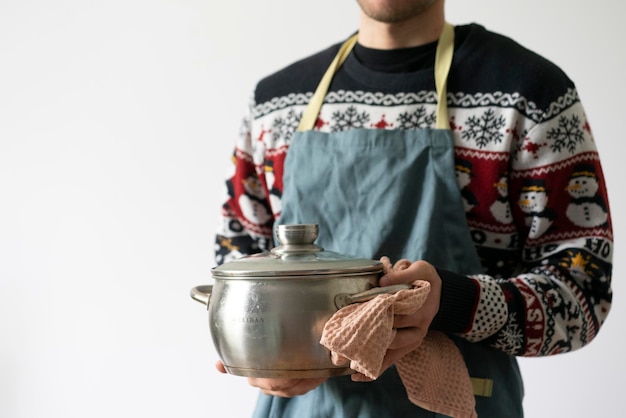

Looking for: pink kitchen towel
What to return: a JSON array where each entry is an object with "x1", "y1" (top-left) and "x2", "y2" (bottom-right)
[{"x1": 320, "y1": 259, "x2": 477, "y2": 418}]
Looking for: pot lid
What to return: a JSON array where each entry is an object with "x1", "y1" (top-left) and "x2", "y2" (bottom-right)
[{"x1": 212, "y1": 224, "x2": 382, "y2": 278}]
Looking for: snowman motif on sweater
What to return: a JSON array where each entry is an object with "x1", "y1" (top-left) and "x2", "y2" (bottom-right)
[
  {"x1": 490, "y1": 171, "x2": 513, "y2": 224},
  {"x1": 518, "y1": 178, "x2": 556, "y2": 238},
  {"x1": 565, "y1": 164, "x2": 608, "y2": 228},
  {"x1": 238, "y1": 175, "x2": 273, "y2": 225},
  {"x1": 264, "y1": 159, "x2": 282, "y2": 216},
  {"x1": 455, "y1": 158, "x2": 478, "y2": 216}
]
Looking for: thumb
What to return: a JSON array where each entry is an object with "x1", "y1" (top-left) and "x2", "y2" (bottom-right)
[
  {"x1": 215, "y1": 360, "x2": 227, "y2": 374},
  {"x1": 379, "y1": 269, "x2": 410, "y2": 286}
]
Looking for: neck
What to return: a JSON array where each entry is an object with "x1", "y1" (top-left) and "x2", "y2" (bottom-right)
[{"x1": 357, "y1": 1, "x2": 445, "y2": 49}]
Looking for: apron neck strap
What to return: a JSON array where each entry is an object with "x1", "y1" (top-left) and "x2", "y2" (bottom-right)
[
  {"x1": 434, "y1": 22, "x2": 454, "y2": 129},
  {"x1": 297, "y1": 22, "x2": 455, "y2": 132}
]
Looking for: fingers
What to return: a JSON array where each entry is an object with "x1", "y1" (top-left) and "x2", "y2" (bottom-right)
[
  {"x1": 351, "y1": 372, "x2": 374, "y2": 382},
  {"x1": 379, "y1": 260, "x2": 441, "y2": 298},
  {"x1": 392, "y1": 313, "x2": 421, "y2": 329},
  {"x1": 380, "y1": 256, "x2": 393, "y2": 274},
  {"x1": 393, "y1": 258, "x2": 411, "y2": 271},
  {"x1": 248, "y1": 377, "x2": 327, "y2": 397},
  {"x1": 215, "y1": 360, "x2": 227, "y2": 374},
  {"x1": 215, "y1": 359, "x2": 326, "y2": 397},
  {"x1": 379, "y1": 257, "x2": 412, "y2": 276},
  {"x1": 248, "y1": 377, "x2": 299, "y2": 392},
  {"x1": 388, "y1": 327, "x2": 425, "y2": 350},
  {"x1": 381, "y1": 329, "x2": 426, "y2": 371}
]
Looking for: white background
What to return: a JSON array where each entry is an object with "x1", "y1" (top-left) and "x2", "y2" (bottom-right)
[{"x1": 1, "y1": 0, "x2": 623, "y2": 417}]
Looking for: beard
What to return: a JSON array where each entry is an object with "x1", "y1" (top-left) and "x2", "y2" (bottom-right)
[{"x1": 356, "y1": 0, "x2": 438, "y2": 23}]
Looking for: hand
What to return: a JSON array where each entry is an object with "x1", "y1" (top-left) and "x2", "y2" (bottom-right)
[
  {"x1": 353, "y1": 260, "x2": 442, "y2": 381},
  {"x1": 215, "y1": 360, "x2": 327, "y2": 397}
]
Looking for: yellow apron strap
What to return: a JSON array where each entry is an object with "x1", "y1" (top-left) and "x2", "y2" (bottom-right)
[
  {"x1": 470, "y1": 377, "x2": 494, "y2": 397},
  {"x1": 434, "y1": 22, "x2": 454, "y2": 129},
  {"x1": 298, "y1": 23, "x2": 455, "y2": 132},
  {"x1": 297, "y1": 34, "x2": 358, "y2": 132}
]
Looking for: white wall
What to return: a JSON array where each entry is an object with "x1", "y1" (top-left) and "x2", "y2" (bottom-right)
[{"x1": 0, "y1": 1, "x2": 623, "y2": 417}]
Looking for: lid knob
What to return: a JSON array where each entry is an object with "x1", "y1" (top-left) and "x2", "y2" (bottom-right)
[
  {"x1": 276, "y1": 224, "x2": 318, "y2": 245},
  {"x1": 272, "y1": 224, "x2": 323, "y2": 256}
]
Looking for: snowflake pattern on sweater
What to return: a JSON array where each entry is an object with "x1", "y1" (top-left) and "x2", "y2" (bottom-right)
[{"x1": 214, "y1": 24, "x2": 612, "y2": 357}]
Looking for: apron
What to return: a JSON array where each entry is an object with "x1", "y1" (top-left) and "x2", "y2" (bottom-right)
[{"x1": 253, "y1": 24, "x2": 524, "y2": 418}]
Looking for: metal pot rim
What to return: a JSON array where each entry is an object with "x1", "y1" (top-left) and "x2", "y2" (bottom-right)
[
  {"x1": 212, "y1": 224, "x2": 382, "y2": 278},
  {"x1": 212, "y1": 251, "x2": 382, "y2": 278}
]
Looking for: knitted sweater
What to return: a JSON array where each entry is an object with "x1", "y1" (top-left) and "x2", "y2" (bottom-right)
[{"x1": 214, "y1": 24, "x2": 613, "y2": 357}]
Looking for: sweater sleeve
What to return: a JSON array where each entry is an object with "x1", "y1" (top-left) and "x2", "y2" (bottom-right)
[
  {"x1": 433, "y1": 97, "x2": 613, "y2": 357},
  {"x1": 214, "y1": 91, "x2": 275, "y2": 265}
]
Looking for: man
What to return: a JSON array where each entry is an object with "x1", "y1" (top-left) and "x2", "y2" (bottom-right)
[{"x1": 213, "y1": 0, "x2": 613, "y2": 416}]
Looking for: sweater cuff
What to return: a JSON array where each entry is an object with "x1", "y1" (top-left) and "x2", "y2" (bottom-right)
[{"x1": 429, "y1": 268, "x2": 479, "y2": 333}]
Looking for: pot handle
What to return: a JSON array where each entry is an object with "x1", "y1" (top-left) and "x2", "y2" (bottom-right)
[
  {"x1": 190, "y1": 285, "x2": 213, "y2": 308},
  {"x1": 334, "y1": 284, "x2": 411, "y2": 309}
]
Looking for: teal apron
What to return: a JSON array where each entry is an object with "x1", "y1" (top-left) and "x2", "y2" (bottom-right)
[{"x1": 253, "y1": 24, "x2": 524, "y2": 418}]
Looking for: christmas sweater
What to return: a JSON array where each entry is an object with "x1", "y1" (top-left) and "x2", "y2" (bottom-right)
[{"x1": 215, "y1": 24, "x2": 613, "y2": 357}]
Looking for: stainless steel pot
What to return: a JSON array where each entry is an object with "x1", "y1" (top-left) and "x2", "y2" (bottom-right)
[{"x1": 191, "y1": 224, "x2": 405, "y2": 378}]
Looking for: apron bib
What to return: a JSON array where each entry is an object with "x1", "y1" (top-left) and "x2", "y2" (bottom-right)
[{"x1": 254, "y1": 24, "x2": 523, "y2": 418}]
